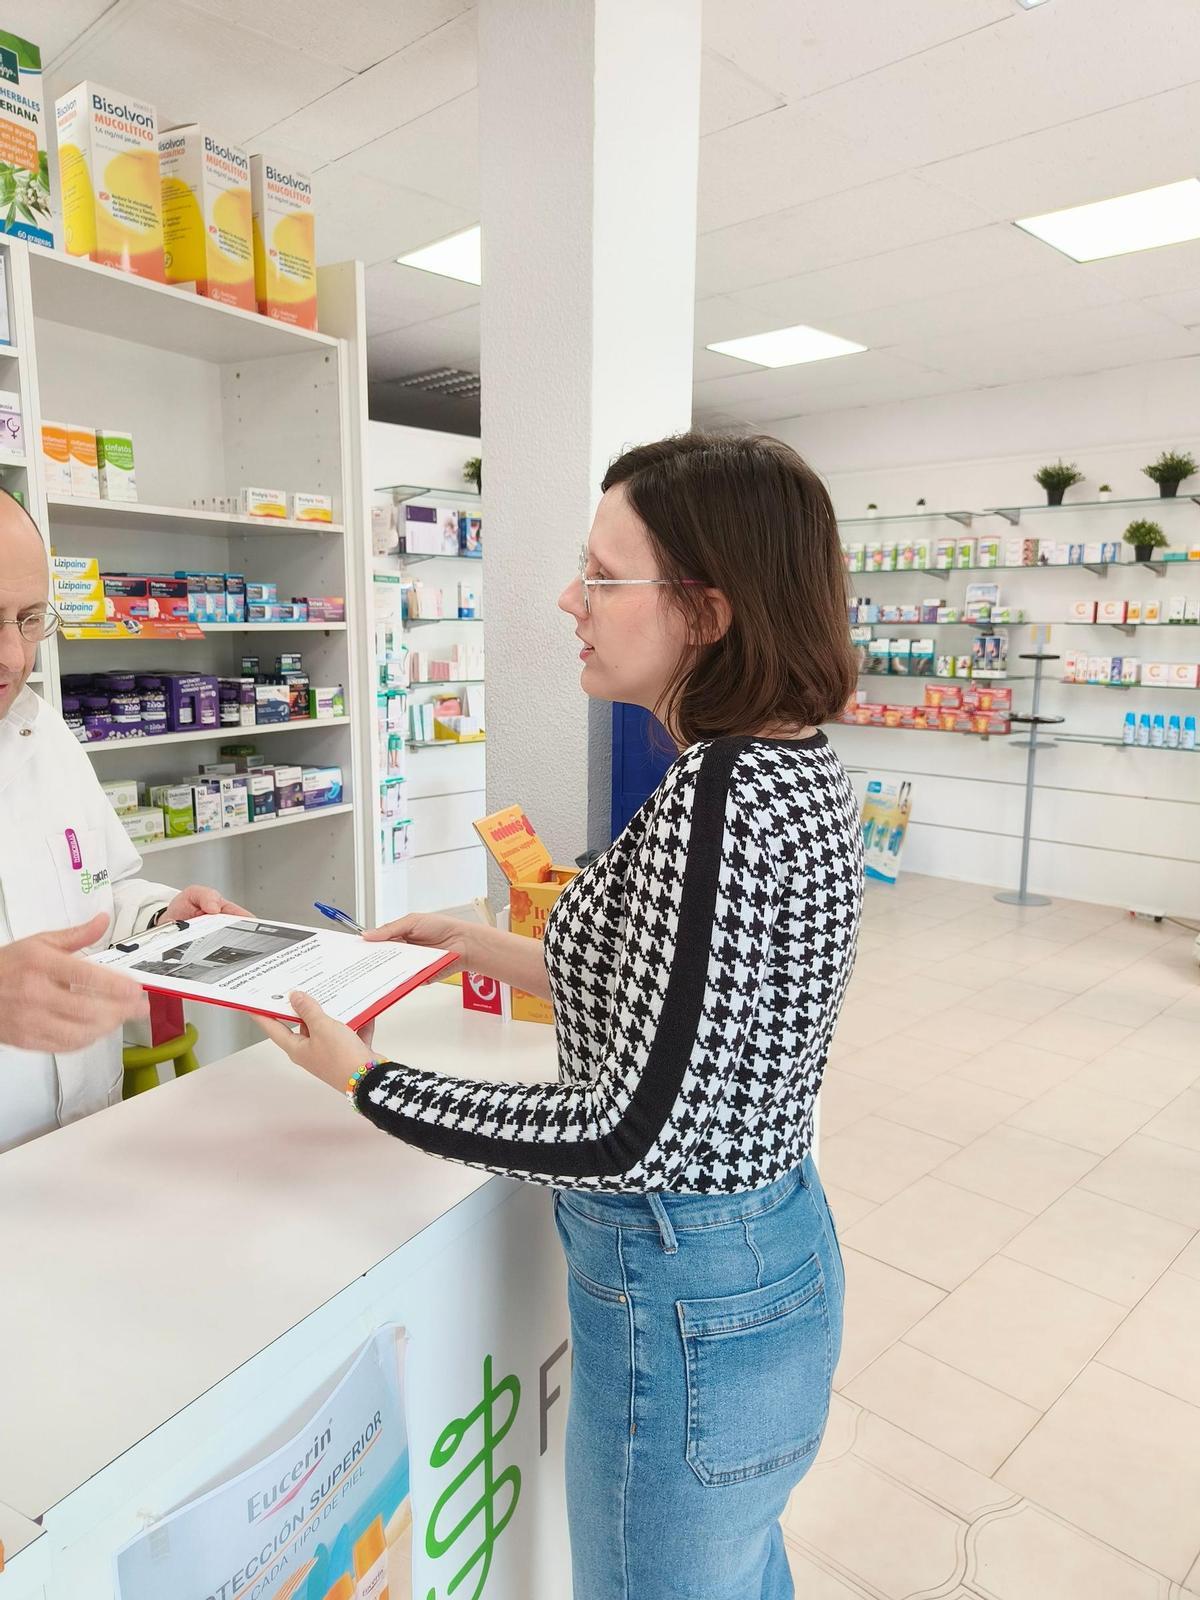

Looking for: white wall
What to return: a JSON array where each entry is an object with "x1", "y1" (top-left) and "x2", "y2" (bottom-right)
[
  {"x1": 769, "y1": 355, "x2": 1200, "y2": 916},
  {"x1": 368, "y1": 421, "x2": 488, "y2": 917}
]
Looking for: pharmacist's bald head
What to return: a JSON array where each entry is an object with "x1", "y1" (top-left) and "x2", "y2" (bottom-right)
[{"x1": 0, "y1": 491, "x2": 49, "y2": 720}]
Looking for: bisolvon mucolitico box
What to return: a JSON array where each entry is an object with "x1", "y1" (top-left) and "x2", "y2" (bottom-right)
[
  {"x1": 159, "y1": 125, "x2": 253, "y2": 310},
  {"x1": 55, "y1": 81, "x2": 165, "y2": 281},
  {"x1": 249, "y1": 154, "x2": 317, "y2": 330},
  {"x1": 0, "y1": 30, "x2": 51, "y2": 245}
]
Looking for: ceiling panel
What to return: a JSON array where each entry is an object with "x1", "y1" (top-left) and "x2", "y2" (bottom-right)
[
  {"x1": 1074, "y1": 237, "x2": 1200, "y2": 302},
  {"x1": 696, "y1": 174, "x2": 996, "y2": 297},
  {"x1": 808, "y1": 0, "x2": 1200, "y2": 170},
  {"x1": 919, "y1": 81, "x2": 1200, "y2": 226},
  {"x1": 699, "y1": 49, "x2": 785, "y2": 136},
  {"x1": 313, "y1": 170, "x2": 475, "y2": 267},
  {"x1": 698, "y1": 101, "x2": 907, "y2": 233},
  {"x1": 1142, "y1": 287, "x2": 1200, "y2": 331},
  {"x1": 723, "y1": 223, "x2": 1061, "y2": 327},
  {"x1": 367, "y1": 304, "x2": 481, "y2": 374},
  {"x1": 699, "y1": 0, "x2": 1014, "y2": 103},
  {"x1": 339, "y1": 91, "x2": 479, "y2": 212},
  {"x1": 44, "y1": 1, "x2": 352, "y2": 144},
  {"x1": 889, "y1": 317, "x2": 1200, "y2": 390},
  {"x1": 250, "y1": 11, "x2": 476, "y2": 164},
  {"x1": 825, "y1": 265, "x2": 1124, "y2": 351},
  {"x1": 364, "y1": 261, "x2": 480, "y2": 338},
  {"x1": 4, "y1": 0, "x2": 114, "y2": 63},
  {"x1": 185, "y1": 0, "x2": 475, "y2": 75}
]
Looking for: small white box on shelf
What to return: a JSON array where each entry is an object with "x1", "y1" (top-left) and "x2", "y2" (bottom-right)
[
  {"x1": 96, "y1": 429, "x2": 137, "y2": 501},
  {"x1": 1142, "y1": 662, "x2": 1170, "y2": 686},
  {"x1": 1169, "y1": 662, "x2": 1200, "y2": 689},
  {"x1": 1084, "y1": 543, "x2": 1103, "y2": 564},
  {"x1": 101, "y1": 778, "x2": 140, "y2": 815},
  {"x1": 41, "y1": 422, "x2": 73, "y2": 494},
  {"x1": 1166, "y1": 595, "x2": 1188, "y2": 624},
  {"x1": 239, "y1": 487, "x2": 287, "y2": 519},
  {"x1": 121, "y1": 807, "x2": 165, "y2": 844},
  {"x1": 1098, "y1": 600, "x2": 1128, "y2": 625},
  {"x1": 1068, "y1": 600, "x2": 1098, "y2": 623},
  {"x1": 0, "y1": 389, "x2": 22, "y2": 453},
  {"x1": 67, "y1": 424, "x2": 99, "y2": 496},
  {"x1": 291, "y1": 492, "x2": 333, "y2": 523}
]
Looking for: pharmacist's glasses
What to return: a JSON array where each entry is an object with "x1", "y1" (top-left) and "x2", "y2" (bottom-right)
[
  {"x1": 0, "y1": 606, "x2": 62, "y2": 643},
  {"x1": 577, "y1": 544, "x2": 701, "y2": 616}
]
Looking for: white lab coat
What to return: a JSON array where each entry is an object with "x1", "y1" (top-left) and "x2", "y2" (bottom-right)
[{"x1": 0, "y1": 687, "x2": 176, "y2": 1147}]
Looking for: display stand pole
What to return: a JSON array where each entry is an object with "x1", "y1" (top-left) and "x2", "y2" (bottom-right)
[{"x1": 996, "y1": 652, "x2": 1063, "y2": 908}]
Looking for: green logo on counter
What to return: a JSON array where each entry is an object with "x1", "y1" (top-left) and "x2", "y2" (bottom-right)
[{"x1": 424, "y1": 1355, "x2": 521, "y2": 1600}]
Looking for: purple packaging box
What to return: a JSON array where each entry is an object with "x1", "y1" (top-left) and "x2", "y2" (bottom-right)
[{"x1": 163, "y1": 672, "x2": 220, "y2": 732}]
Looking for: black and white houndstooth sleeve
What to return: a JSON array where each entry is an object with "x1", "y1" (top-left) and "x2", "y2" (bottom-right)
[{"x1": 353, "y1": 734, "x2": 862, "y2": 1194}]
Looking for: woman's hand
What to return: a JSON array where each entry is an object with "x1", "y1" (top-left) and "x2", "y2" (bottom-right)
[
  {"x1": 258, "y1": 991, "x2": 374, "y2": 1094},
  {"x1": 363, "y1": 913, "x2": 478, "y2": 977}
]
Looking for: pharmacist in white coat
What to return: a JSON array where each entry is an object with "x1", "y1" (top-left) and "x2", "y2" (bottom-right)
[{"x1": 0, "y1": 493, "x2": 244, "y2": 1152}]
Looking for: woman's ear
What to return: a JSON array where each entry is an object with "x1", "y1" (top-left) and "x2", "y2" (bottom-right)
[{"x1": 699, "y1": 588, "x2": 733, "y2": 646}]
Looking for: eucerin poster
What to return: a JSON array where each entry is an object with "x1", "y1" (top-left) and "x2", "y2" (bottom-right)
[{"x1": 114, "y1": 1328, "x2": 412, "y2": 1600}]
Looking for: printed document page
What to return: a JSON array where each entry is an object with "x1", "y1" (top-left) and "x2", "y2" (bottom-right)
[{"x1": 88, "y1": 915, "x2": 456, "y2": 1028}]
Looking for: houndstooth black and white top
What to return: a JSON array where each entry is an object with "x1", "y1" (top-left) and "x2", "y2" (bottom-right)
[{"x1": 354, "y1": 734, "x2": 863, "y2": 1194}]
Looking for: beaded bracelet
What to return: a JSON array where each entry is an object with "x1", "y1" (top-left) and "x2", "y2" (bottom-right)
[{"x1": 346, "y1": 1059, "x2": 381, "y2": 1108}]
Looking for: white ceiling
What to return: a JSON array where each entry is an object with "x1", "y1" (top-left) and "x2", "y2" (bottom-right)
[{"x1": 18, "y1": 0, "x2": 1200, "y2": 434}]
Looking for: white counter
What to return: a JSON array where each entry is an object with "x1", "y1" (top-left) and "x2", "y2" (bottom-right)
[{"x1": 0, "y1": 987, "x2": 568, "y2": 1596}]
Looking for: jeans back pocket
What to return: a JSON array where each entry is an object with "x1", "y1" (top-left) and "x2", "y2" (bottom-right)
[{"x1": 677, "y1": 1252, "x2": 833, "y2": 1487}]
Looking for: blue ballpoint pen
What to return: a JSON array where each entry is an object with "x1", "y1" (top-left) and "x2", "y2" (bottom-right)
[{"x1": 313, "y1": 901, "x2": 366, "y2": 934}]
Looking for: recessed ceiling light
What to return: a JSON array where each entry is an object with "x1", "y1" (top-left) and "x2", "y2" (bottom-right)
[
  {"x1": 1014, "y1": 0, "x2": 1051, "y2": 9},
  {"x1": 706, "y1": 324, "x2": 867, "y2": 369},
  {"x1": 1015, "y1": 179, "x2": 1200, "y2": 262},
  {"x1": 395, "y1": 225, "x2": 481, "y2": 285}
]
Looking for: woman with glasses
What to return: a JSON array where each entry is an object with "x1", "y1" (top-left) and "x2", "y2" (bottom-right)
[
  {"x1": 0, "y1": 491, "x2": 243, "y2": 1150},
  {"x1": 262, "y1": 432, "x2": 863, "y2": 1600}
]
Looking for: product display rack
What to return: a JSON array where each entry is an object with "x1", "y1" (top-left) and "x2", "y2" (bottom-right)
[
  {"x1": 997, "y1": 653, "x2": 1064, "y2": 908},
  {"x1": 1, "y1": 238, "x2": 375, "y2": 1061}
]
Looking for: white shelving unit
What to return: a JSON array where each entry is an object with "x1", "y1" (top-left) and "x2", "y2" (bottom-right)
[
  {"x1": 368, "y1": 473, "x2": 486, "y2": 921},
  {"x1": 3, "y1": 238, "x2": 375, "y2": 1062}
]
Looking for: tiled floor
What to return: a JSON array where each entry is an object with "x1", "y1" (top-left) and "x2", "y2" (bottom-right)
[{"x1": 786, "y1": 872, "x2": 1200, "y2": 1599}]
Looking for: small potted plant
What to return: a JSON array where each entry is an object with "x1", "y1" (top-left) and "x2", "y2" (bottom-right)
[
  {"x1": 1124, "y1": 519, "x2": 1169, "y2": 562},
  {"x1": 1098, "y1": 483, "x2": 1112, "y2": 501},
  {"x1": 1034, "y1": 460, "x2": 1083, "y2": 506},
  {"x1": 463, "y1": 455, "x2": 482, "y2": 492},
  {"x1": 866, "y1": 503, "x2": 878, "y2": 517},
  {"x1": 1142, "y1": 449, "x2": 1195, "y2": 498}
]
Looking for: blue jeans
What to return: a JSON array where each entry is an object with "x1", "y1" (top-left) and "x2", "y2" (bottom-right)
[{"x1": 553, "y1": 1157, "x2": 845, "y2": 1600}]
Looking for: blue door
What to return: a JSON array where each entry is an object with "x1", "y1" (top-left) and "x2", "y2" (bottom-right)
[{"x1": 610, "y1": 703, "x2": 675, "y2": 839}]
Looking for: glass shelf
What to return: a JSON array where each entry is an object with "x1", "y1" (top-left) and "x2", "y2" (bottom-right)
[
  {"x1": 401, "y1": 551, "x2": 484, "y2": 565},
  {"x1": 851, "y1": 618, "x2": 1197, "y2": 630},
  {"x1": 838, "y1": 510, "x2": 974, "y2": 528},
  {"x1": 379, "y1": 483, "x2": 481, "y2": 504},
  {"x1": 409, "y1": 677, "x2": 485, "y2": 686},
  {"x1": 982, "y1": 495, "x2": 1200, "y2": 523},
  {"x1": 857, "y1": 671, "x2": 1032, "y2": 683},
  {"x1": 408, "y1": 739, "x2": 486, "y2": 750},
  {"x1": 1055, "y1": 733, "x2": 1197, "y2": 754},
  {"x1": 834, "y1": 721, "x2": 999, "y2": 741},
  {"x1": 405, "y1": 616, "x2": 484, "y2": 627},
  {"x1": 848, "y1": 561, "x2": 1122, "y2": 578},
  {"x1": 1060, "y1": 680, "x2": 1200, "y2": 692}
]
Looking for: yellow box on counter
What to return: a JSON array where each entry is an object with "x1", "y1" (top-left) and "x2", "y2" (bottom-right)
[{"x1": 474, "y1": 805, "x2": 579, "y2": 1025}]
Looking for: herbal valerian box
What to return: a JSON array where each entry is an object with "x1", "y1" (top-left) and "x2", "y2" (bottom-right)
[
  {"x1": 249, "y1": 154, "x2": 317, "y2": 329},
  {"x1": 159, "y1": 125, "x2": 253, "y2": 310},
  {"x1": 55, "y1": 81, "x2": 165, "y2": 281},
  {"x1": 0, "y1": 29, "x2": 51, "y2": 245}
]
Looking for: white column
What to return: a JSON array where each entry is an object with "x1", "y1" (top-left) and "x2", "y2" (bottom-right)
[{"x1": 479, "y1": 0, "x2": 701, "y2": 876}]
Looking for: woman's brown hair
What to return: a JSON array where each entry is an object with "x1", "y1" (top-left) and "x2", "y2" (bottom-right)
[{"x1": 601, "y1": 431, "x2": 857, "y2": 747}]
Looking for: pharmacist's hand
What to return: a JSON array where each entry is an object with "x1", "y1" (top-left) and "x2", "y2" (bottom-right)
[
  {"x1": 159, "y1": 885, "x2": 252, "y2": 924},
  {"x1": 0, "y1": 915, "x2": 149, "y2": 1053},
  {"x1": 363, "y1": 913, "x2": 474, "y2": 977},
  {"x1": 257, "y1": 991, "x2": 374, "y2": 1093}
]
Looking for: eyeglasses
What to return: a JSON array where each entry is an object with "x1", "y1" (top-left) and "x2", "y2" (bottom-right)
[
  {"x1": 577, "y1": 543, "x2": 701, "y2": 616},
  {"x1": 0, "y1": 606, "x2": 62, "y2": 643}
]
